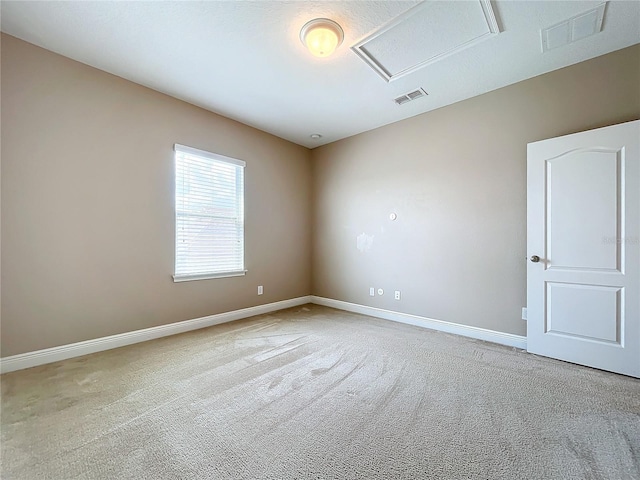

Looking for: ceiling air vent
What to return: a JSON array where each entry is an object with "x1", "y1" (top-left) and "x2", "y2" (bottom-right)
[
  {"x1": 541, "y1": 3, "x2": 606, "y2": 52},
  {"x1": 394, "y1": 88, "x2": 427, "y2": 106}
]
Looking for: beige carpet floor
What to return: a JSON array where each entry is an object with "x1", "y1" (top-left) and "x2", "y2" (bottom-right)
[{"x1": 1, "y1": 304, "x2": 639, "y2": 479}]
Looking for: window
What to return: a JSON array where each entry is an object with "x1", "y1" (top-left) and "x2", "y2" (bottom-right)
[{"x1": 173, "y1": 144, "x2": 245, "y2": 282}]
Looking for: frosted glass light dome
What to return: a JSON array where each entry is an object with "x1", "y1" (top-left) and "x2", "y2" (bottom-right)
[{"x1": 300, "y1": 18, "x2": 344, "y2": 58}]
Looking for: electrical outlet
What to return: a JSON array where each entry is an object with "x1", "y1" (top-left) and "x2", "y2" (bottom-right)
[
  {"x1": 369, "y1": 287, "x2": 375, "y2": 296},
  {"x1": 258, "y1": 285, "x2": 263, "y2": 295},
  {"x1": 521, "y1": 307, "x2": 527, "y2": 320},
  {"x1": 394, "y1": 290, "x2": 401, "y2": 300}
]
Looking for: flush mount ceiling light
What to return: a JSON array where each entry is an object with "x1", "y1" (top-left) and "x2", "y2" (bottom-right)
[{"x1": 300, "y1": 18, "x2": 344, "y2": 58}]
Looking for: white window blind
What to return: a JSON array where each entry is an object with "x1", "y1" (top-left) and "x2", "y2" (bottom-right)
[{"x1": 174, "y1": 144, "x2": 245, "y2": 282}]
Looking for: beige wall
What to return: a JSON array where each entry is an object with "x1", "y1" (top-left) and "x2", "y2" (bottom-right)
[
  {"x1": 1, "y1": 34, "x2": 312, "y2": 357},
  {"x1": 2, "y1": 34, "x2": 639, "y2": 358},
  {"x1": 311, "y1": 45, "x2": 640, "y2": 337}
]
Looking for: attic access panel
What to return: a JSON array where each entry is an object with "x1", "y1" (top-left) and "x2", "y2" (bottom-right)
[{"x1": 352, "y1": 0, "x2": 500, "y2": 82}]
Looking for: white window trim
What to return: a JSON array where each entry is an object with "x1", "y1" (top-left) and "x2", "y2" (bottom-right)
[
  {"x1": 173, "y1": 144, "x2": 246, "y2": 282},
  {"x1": 174, "y1": 144, "x2": 246, "y2": 168},
  {"x1": 173, "y1": 270, "x2": 247, "y2": 283}
]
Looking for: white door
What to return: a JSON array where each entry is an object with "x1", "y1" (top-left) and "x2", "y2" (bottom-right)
[{"x1": 527, "y1": 120, "x2": 639, "y2": 378}]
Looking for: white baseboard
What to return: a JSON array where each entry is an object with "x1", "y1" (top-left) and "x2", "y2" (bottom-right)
[
  {"x1": 0, "y1": 296, "x2": 312, "y2": 374},
  {"x1": 1, "y1": 294, "x2": 526, "y2": 374},
  {"x1": 310, "y1": 296, "x2": 527, "y2": 350}
]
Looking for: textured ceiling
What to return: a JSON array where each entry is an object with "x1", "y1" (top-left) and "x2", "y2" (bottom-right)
[{"x1": 1, "y1": 1, "x2": 639, "y2": 148}]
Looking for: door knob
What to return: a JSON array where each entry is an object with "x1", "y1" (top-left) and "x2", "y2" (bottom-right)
[{"x1": 530, "y1": 255, "x2": 540, "y2": 263}]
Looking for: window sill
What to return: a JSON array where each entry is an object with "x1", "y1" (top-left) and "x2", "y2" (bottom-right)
[{"x1": 173, "y1": 270, "x2": 247, "y2": 282}]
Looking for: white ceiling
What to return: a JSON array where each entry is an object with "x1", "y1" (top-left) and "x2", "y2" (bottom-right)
[{"x1": 1, "y1": 1, "x2": 639, "y2": 148}]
